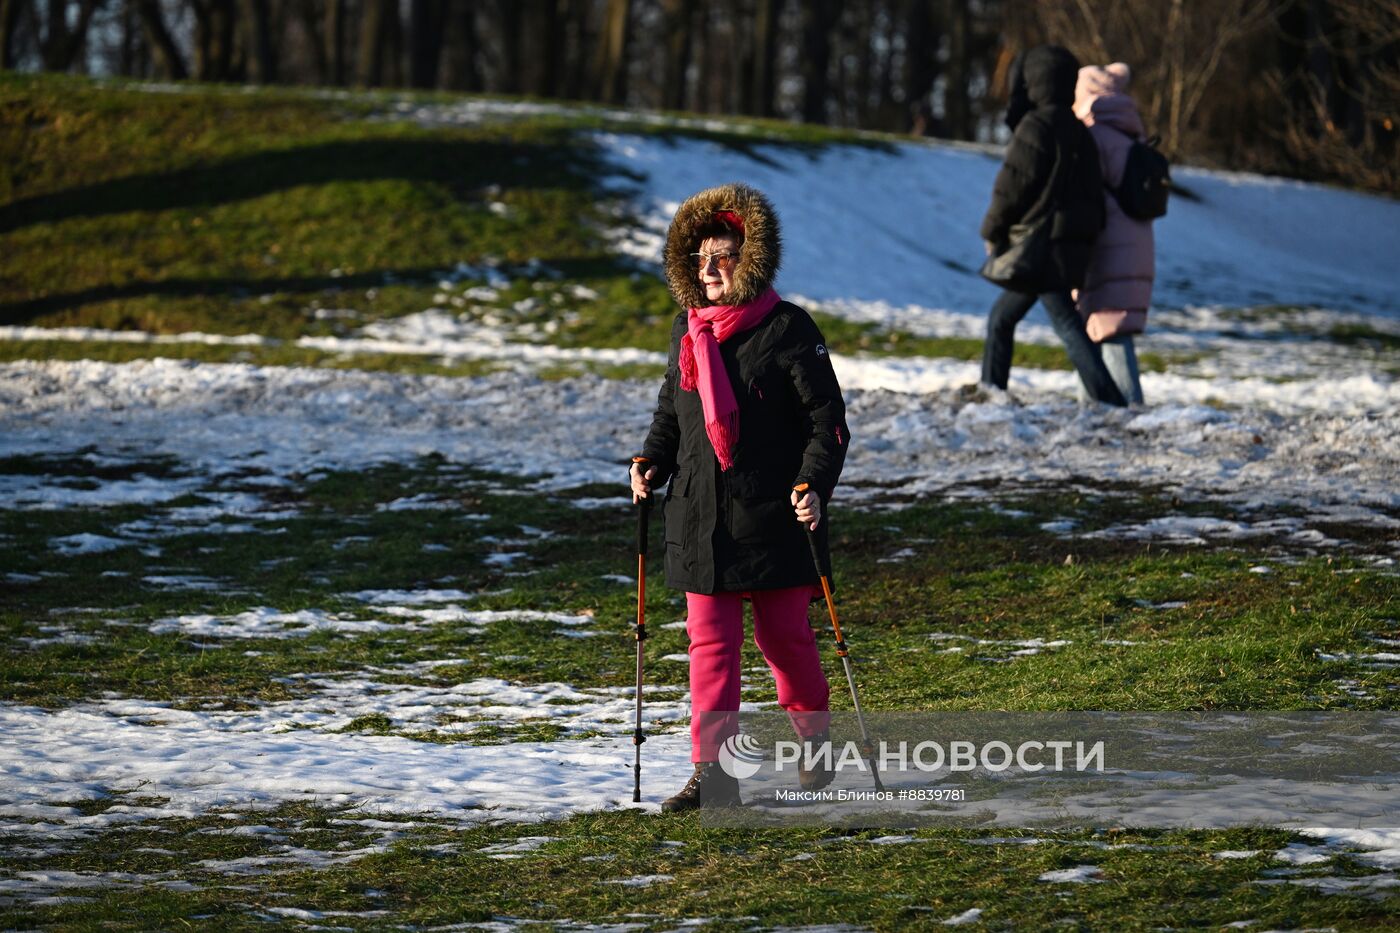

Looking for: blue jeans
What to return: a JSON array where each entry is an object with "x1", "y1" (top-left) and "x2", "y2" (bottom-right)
[
  {"x1": 981, "y1": 288, "x2": 1128, "y2": 407},
  {"x1": 1077, "y1": 335, "x2": 1145, "y2": 405},
  {"x1": 1101, "y1": 335, "x2": 1143, "y2": 404}
]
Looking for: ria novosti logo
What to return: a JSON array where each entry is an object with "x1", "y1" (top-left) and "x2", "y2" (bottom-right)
[
  {"x1": 717, "y1": 734, "x2": 766, "y2": 779},
  {"x1": 718, "y1": 732, "x2": 1107, "y2": 780}
]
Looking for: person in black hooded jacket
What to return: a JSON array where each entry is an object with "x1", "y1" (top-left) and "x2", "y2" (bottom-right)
[
  {"x1": 630, "y1": 183, "x2": 849, "y2": 812},
  {"x1": 979, "y1": 45, "x2": 1128, "y2": 407}
]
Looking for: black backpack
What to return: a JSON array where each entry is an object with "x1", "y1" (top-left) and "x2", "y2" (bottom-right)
[{"x1": 1114, "y1": 135, "x2": 1170, "y2": 220}]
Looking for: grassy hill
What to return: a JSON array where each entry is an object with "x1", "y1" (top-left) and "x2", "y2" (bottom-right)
[{"x1": 0, "y1": 73, "x2": 1131, "y2": 376}]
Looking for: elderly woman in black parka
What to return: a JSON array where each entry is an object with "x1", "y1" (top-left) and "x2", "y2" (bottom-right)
[
  {"x1": 979, "y1": 45, "x2": 1127, "y2": 406},
  {"x1": 630, "y1": 183, "x2": 850, "y2": 811}
]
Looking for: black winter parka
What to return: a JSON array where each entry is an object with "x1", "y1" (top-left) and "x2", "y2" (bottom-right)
[
  {"x1": 638, "y1": 183, "x2": 850, "y2": 595},
  {"x1": 980, "y1": 45, "x2": 1106, "y2": 291},
  {"x1": 641, "y1": 303, "x2": 847, "y2": 593}
]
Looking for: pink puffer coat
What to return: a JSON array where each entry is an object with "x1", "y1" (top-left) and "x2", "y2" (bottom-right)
[{"x1": 1074, "y1": 64, "x2": 1154, "y2": 341}]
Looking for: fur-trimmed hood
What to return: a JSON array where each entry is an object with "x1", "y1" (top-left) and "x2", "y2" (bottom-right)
[{"x1": 663, "y1": 183, "x2": 782, "y2": 308}]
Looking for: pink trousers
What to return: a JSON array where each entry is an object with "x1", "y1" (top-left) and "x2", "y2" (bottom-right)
[{"x1": 686, "y1": 586, "x2": 830, "y2": 762}]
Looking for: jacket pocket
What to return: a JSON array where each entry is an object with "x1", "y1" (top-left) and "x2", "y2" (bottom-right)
[
  {"x1": 663, "y1": 470, "x2": 690, "y2": 546},
  {"x1": 728, "y1": 497, "x2": 789, "y2": 544},
  {"x1": 726, "y1": 471, "x2": 791, "y2": 544}
]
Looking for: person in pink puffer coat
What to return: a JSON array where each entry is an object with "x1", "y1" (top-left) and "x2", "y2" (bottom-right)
[{"x1": 1075, "y1": 63, "x2": 1155, "y2": 404}]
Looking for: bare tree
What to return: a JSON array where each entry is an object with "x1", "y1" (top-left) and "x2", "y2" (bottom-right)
[
  {"x1": 132, "y1": 0, "x2": 186, "y2": 77},
  {"x1": 322, "y1": 0, "x2": 343, "y2": 82},
  {"x1": 594, "y1": 0, "x2": 631, "y2": 104},
  {"x1": 190, "y1": 0, "x2": 237, "y2": 80},
  {"x1": 242, "y1": 0, "x2": 278, "y2": 82},
  {"x1": 1, "y1": 0, "x2": 25, "y2": 68},
  {"x1": 1030, "y1": 0, "x2": 1280, "y2": 156},
  {"x1": 903, "y1": 0, "x2": 938, "y2": 131},
  {"x1": 31, "y1": 0, "x2": 105, "y2": 71},
  {"x1": 488, "y1": 0, "x2": 520, "y2": 92},
  {"x1": 357, "y1": 0, "x2": 393, "y2": 84},
  {"x1": 750, "y1": 0, "x2": 781, "y2": 116},
  {"x1": 442, "y1": 0, "x2": 481, "y2": 90},
  {"x1": 1270, "y1": 0, "x2": 1400, "y2": 193},
  {"x1": 291, "y1": 0, "x2": 328, "y2": 82},
  {"x1": 660, "y1": 0, "x2": 695, "y2": 110},
  {"x1": 727, "y1": 0, "x2": 756, "y2": 113},
  {"x1": 409, "y1": 0, "x2": 450, "y2": 88},
  {"x1": 800, "y1": 0, "x2": 840, "y2": 122}
]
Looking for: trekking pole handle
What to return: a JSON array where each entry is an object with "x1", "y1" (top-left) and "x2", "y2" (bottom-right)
[
  {"x1": 633, "y1": 457, "x2": 651, "y2": 555},
  {"x1": 792, "y1": 482, "x2": 826, "y2": 573}
]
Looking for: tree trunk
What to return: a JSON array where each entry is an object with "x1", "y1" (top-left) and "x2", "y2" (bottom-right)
[
  {"x1": 410, "y1": 0, "x2": 450, "y2": 88},
  {"x1": 490, "y1": 0, "x2": 520, "y2": 92},
  {"x1": 750, "y1": 0, "x2": 780, "y2": 116},
  {"x1": 728, "y1": 0, "x2": 754, "y2": 114},
  {"x1": 192, "y1": 0, "x2": 212, "y2": 78},
  {"x1": 390, "y1": 1, "x2": 405, "y2": 84},
  {"x1": 135, "y1": 0, "x2": 188, "y2": 78},
  {"x1": 0, "y1": 0, "x2": 25, "y2": 69},
  {"x1": 874, "y1": 0, "x2": 897, "y2": 129},
  {"x1": 660, "y1": 0, "x2": 694, "y2": 110},
  {"x1": 41, "y1": 0, "x2": 104, "y2": 72},
  {"x1": 849, "y1": 0, "x2": 873, "y2": 126},
  {"x1": 943, "y1": 0, "x2": 970, "y2": 138},
  {"x1": 443, "y1": 0, "x2": 480, "y2": 90},
  {"x1": 903, "y1": 0, "x2": 937, "y2": 131},
  {"x1": 243, "y1": 0, "x2": 277, "y2": 82},
  {"x1": 190, "y1": 0, "x2": 236, "y2": 81},
  {"x1": 698, "y1": 3, "x2": 724, "y2": 112},
  {"x1": 296, "y1": 0, "x2": 328, "y2": 83},
  {"x1": 562, "y1": 0, "x2": 590, "y2": 99},
  {"x1": 531, "y1": 0, "x2": 562, "y2": 97},
  {"x1": 800, "y1": 0, "x2": 839, "y2": 123},
  {"x1": 213, "y1": 0, "x2": 236, "y2": 79},
  {"x1": 43, "y1": 0, "x2": 68, "y2": 70},
  {"x1": 594, "y1": 0, "x2": 630, "y2": 105},
  {"x1": 119, "y1": 0, "x2": 137, "y2": 74},
  {"x1": 358, "y1": 0, "x2": 388, "y2": 84},
  {"x1": 323, "y1": 0, "x2": 344, "y2": 83}
]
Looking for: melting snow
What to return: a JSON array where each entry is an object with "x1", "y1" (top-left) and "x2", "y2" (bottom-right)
[{"x1": 1037, "y1": 865, "x2": 1104, "y2": 883}]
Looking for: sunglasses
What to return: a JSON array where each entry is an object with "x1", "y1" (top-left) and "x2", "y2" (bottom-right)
[{"x1": 689, "y1": 250, "x2": 741, "y2": 271}]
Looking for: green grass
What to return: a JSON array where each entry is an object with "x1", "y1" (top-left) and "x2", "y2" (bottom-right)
[
  {"x1": 0, "y1": 73, "x2": 645, "y2": 342},
  {"x1": 2, "y1": 806, "x2": 1396, "y2": 930}
]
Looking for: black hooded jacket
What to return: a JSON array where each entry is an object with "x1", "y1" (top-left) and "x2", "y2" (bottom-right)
[
  {"x1": 638, "y1": 183, "x2": 849, "y2": 594},
  {"x1": 1003, "y1": 52, "x2": 1031, "y2": 132},
  {"x1": 981, "y1": 45, "x2": 1105, "y2": 291}
]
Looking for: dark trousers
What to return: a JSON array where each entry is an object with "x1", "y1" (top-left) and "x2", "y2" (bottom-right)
[{"x1": 981, "y1": 288, "x2": 1128, "y2": 407}]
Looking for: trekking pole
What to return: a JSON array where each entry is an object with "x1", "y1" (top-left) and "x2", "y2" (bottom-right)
[
  {"x1": 793, "y1": 483, "x2": 884, "y2": 793},
  {"x1": 631, "y1": 457, "x2": 652, "y2": 803}
]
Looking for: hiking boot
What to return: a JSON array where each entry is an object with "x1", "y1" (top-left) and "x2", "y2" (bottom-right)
[
  {"x1": 954, "y1": 382, "x2": 992, "y2": 404},
  {"x1": 660, "y1": 762, "x2": 742, "y2": 812},
  {"x1": 798, "y1": 729, "x2": 835, "y2": 791}
]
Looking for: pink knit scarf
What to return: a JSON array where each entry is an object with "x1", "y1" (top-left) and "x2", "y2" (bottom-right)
[{"x1": 679, "y1": 288, "x2": 781, "y2": 471}]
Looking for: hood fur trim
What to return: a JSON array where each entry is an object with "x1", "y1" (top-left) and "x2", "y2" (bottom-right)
[{"x1": 663, "y1": 183, "x2": 781, "y2": 308}]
